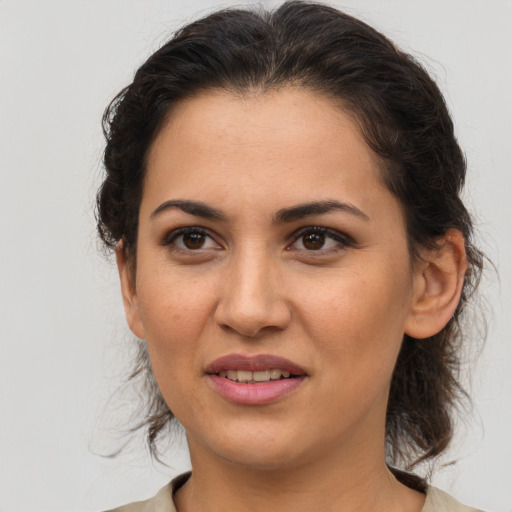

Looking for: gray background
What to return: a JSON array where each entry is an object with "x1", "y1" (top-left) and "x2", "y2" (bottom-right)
[{"x1": 0, "y1": 1, "x2": 510, "y2": 510}]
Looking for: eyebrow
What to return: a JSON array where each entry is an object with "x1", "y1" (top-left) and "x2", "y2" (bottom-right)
[
  {"x1": 273, "y1": 200, "x2": 370, "y2": 224},
  {"x1": 150, "y1": 198, "x2": 369, "y2": 223},
  {"x1": 150, "y1": 199, "x2": 227, "y2": 221}
]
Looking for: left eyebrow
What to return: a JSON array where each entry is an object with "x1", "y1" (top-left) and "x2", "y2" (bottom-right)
[{"x1": 273, "y1": 200, "x2": 370, "y2": 224}]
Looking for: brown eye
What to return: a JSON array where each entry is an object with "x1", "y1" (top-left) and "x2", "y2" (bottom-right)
[
  {"x1": 302, "y1": 232, "x2": 325, "y2": 250},
  {"x1": 288, "y1": 226, "x2": 354, "y2": 254},
  {"x1": 164, "y1": 227, "x2": 221, "y2": 252},
  {"x1": 182, "y1": 232, "x2": 206, "y2": 249}
]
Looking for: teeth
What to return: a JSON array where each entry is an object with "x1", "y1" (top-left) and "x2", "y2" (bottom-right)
[
  {"x1": 269, "y1": 369, "x2": 281, "y2": 379},
  {"x1": 237, "y1": 370, "x2": 252, "y2": 382},
  {"x1": 253, "y1": 370, "x2": 270, "y2": 382},
  {"x1": 219, "y1": 369, "x2": 294, "y2": 383}
]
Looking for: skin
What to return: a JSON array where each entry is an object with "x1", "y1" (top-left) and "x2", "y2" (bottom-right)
[{"x1": 118, "y1": 88, "x2": 467, "y2": 512}]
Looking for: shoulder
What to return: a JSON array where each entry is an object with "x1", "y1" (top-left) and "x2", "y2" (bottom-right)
[
  {"x1": 103, "y1": 483, "x2": 173, "y2": 512},
  {"x1": 104, "y1": 473, "x2": 191, "y2": 512},
  {"x1": 423, "y1": 486, "x2": 485, "y2": 512}
]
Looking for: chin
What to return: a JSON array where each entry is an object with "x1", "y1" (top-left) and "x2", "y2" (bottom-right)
[
  {"x1": 198, "y1": 425, "x2": 312, "y2": 472},
  {"x1": 218, "y1": 446, "x2": 304, "y2": 472}
]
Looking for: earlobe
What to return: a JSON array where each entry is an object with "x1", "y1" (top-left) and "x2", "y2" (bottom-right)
[
  {"x1": 116, "y1": 242, "x2": 146, "y2": 339},
  {"x1": 405, "y1": 229, "x2": 468, "y2": 339}
]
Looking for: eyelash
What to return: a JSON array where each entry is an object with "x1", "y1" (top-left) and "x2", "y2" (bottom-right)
[
  {"x1": 160, "y1": 226, "x2": 355, "y2": 255},
  {"x1": 160, "y1": 227, "x2": 218, "y2": 252},
  {"x1": 288, "y1": 226, "x2": 355, "y2": 253}
]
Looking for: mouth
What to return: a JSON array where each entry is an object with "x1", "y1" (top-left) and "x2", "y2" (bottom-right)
[
  {"x1": 216, "y1": 368, "x2": 296, "y2": 383},
  {"x1": 205, "y1": 354, "x2": 307, "y2": 405}
]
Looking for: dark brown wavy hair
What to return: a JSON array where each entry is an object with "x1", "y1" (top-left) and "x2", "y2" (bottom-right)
[{"x1": 97, "y1": 0, "x2": 484, "y2": 487}]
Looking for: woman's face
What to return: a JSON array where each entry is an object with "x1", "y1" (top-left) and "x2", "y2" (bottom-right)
[{"x1": 120, "y1": 88, "x2": 423, "y2": 471}]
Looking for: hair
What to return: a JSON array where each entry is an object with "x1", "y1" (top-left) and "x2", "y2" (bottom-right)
[{"x1": 97, "y1": 0, "x2": 484, "y2": 487}]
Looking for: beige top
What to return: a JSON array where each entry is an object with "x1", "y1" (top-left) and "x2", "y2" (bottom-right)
[{"x1": 106, "y1": 472, "x2": 484, "y2": 512}]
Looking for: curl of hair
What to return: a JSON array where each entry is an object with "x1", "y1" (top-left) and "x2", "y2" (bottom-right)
[{"x1": 97, "y1": 0, "x2": 484, "y2": 483}]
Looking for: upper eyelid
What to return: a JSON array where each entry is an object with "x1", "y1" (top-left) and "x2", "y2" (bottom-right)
[
  {"x1": 161, "y1": 226, "x2": 218, "y2": 246},
  {"x1": 160, "y1": 225, "x2": 354, "y2": 248},
  {"x1": 289, "y1": 226, "x2": 354, "y2": 243}
]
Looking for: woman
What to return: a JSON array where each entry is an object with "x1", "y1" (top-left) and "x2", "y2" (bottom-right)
[{"x1": 97, "y1": 2, "x2": 484, "y2": 510}]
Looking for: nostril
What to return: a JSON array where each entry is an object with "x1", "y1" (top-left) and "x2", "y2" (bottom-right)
[{"x1": 214, "y1": 299, "x2": 291, "y2": 338}]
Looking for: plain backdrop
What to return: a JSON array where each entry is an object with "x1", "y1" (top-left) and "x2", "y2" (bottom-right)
[{"x1": 0, "y1": 1, "x2": 511, "y2": 511}]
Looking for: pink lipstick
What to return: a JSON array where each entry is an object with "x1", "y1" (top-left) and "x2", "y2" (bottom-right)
[{"x1": 205, "y1": 354, "x2": 307, "y2": 405}]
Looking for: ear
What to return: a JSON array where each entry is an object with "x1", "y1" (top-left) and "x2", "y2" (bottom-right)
[
  {"x1": 116, "y1": 242, "x2": 146, "y2": 339},
  {"x1": 405, "y1": 229, "x2": 468, "y2": 339}
]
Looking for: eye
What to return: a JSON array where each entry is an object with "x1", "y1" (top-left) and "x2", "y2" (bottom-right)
[
  {"x1": 162, "y1": 227, "x2": 221, "y2": 252},
  {"x1": 288, "y1": 226, "x2": 354, "y2": 252}
]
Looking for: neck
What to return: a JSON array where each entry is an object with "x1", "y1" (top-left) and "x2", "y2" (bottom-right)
[{"x1": 174, "y1": 437, "x2": 424, "y2": 512}]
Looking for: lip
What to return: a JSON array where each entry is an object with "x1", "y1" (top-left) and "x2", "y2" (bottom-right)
[
  {"x1": 205, "y1": 354, "x2": 307, "y2": 405},
  {"x1": 205, "y1": 354, "x2": 306, "y2": 374}
]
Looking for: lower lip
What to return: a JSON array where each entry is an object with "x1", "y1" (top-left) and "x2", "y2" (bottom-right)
[{"x1": 208, "y1": 375, "x2": 306, "y2": 405}]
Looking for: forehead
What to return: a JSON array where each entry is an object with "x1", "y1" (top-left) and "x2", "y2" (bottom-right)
[
  {"x1": 143, "y1": 87, "x2": 392, "y2": 219},
  {"x1": 150, "y1": 87, "x2": 371, "y2": 161}
]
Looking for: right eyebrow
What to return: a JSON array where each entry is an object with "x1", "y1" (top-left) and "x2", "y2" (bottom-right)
[{"x1": 150, "y1": 199, "x2": 228, "y2": 221}]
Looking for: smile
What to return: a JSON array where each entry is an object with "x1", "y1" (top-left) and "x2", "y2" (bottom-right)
[
  {"x1": 206, "y1": 354, "x2": 307, "y2": 405},
  {"x1": 218, "y1": 369, "x2": 293, "y2": 383}
]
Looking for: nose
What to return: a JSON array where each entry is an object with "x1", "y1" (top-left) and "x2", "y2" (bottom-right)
[{"x1": 214, "y1": 249, "x2": 291, "y2": 338}]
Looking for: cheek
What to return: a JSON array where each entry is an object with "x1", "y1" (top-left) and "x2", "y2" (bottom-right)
[
  {"x1": 135, "y1": 271, "x2": 217, "y2": 372},
  {"x1": 296, "y1": 265, "x2": 411, "y2": 368},
  {"x1": 135, "y1": 278, "x2": 214, "y2": 418}
]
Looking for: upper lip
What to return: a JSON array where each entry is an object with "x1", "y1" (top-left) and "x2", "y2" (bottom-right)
[{"x1": 205, "y1": 354, "x2": 307, "y2": 375}]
